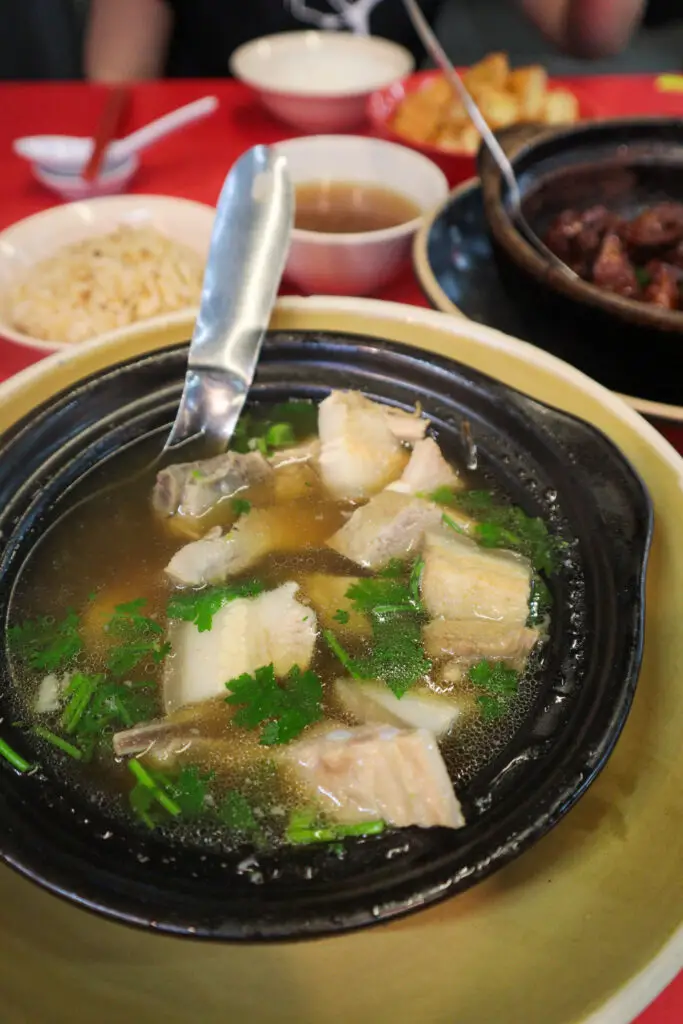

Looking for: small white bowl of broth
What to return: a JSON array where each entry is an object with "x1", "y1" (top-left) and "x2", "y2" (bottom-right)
[{"x1": 276, "y1": 135, "x2": 449, "y2": 296}]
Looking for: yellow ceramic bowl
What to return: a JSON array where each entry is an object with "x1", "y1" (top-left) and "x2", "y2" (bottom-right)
[{"x1": 0, "y1": 296, "x2": 680, "y2": 1023}]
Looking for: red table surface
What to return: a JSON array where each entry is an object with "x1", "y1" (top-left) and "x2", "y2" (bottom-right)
[{"x1": 0, "y1": 75, "x2": 681, "y2": 1021}]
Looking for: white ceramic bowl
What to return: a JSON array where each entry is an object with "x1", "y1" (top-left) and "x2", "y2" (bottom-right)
[
  {"x1": 31, "y1": 156, "x2": 139, "y2": 202},
  {"x1": 230, "y1": 31, "x2": 414, "y2": 132},
  {"x1": 276, "y1": 135, "x2": 449, "y2": 296},
  {"x1": 0, "y1": 194, "x2": 214, "y2": 352}
]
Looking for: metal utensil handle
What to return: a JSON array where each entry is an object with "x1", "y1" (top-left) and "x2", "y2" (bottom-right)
[
  {"x1": 189, "y1": 145, "x2": 293, "y2": 379},
  {"x1": 402, "y1": 0, "x2": 575, "y2": 277},
  {"x1": 401, "y1": 0, "x2": 522, "y2": 210},
  {"x1": 165, "y1": 145, "x2": 294, "y2": 452}
]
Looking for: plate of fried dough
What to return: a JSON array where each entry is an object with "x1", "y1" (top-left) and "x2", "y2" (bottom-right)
[{"x1": 367, "y1": 52, "x2": 597, "y2": 181}]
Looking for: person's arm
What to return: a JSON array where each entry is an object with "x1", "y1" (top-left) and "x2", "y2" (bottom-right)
[
  {"x1": 85, "y1": 0, "x2": 173, "y2": 81},
  {"x1": 519, "y1": 0, "x2": 646, "y2": 58}
]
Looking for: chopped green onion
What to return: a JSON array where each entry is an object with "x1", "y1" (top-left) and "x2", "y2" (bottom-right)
[
  {"x1": 128, "y1": 759, "x2": 181, "y2": 817},
  {"x1": 323, "y1": 629, "x2": 361, "y2": 678},
  {"x1": 60, "y1": 673, "x2": 98, "y2": 734},
  {"x1": 32, "y1": 726, "x2": 82, "y2": 760},
  {"x1": 265, "y1": 422, "x2": 296, "y2": 448},
  {"x1": 286, "y1": 809, "x2": 385, "y2": 845},
  {"x1": 0, "y1": 737, "x2": 31, "y2": 773},
  {"x1": 409, "y1": 557, "x2": 425, "y2": 605},
  {"x1": 442, "y1": 513, "x2": 466, "y2": 535}
]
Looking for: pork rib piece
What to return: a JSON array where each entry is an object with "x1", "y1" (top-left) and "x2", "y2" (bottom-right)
[
  {"x1": 163, "y1": 581, "x2": 317, "y2": 712},
  {"x1": 286, "y1": 723, "x2": 465, "y2": 829}
]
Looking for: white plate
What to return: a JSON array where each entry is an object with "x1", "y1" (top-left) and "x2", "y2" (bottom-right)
[{"x1": 0, "y1": 194, "x2": 215, "y2": 353}]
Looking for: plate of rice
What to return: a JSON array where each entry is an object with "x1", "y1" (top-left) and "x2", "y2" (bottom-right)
[{"x1": 0, "y1": 195, "x2": 215, "y2": 352}]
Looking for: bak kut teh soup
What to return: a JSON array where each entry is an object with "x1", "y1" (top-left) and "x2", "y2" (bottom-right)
[
  {"x1": 294, "y1": 181, "x2": 422, "y2": 233},
  {"x1": 6, "y1": 392, "x2": 560, "y2": 854}
]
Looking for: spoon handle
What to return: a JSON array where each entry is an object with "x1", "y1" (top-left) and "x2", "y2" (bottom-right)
[
  {"x1": 164, "y1": 145, "x2": 293, "y2": 453},
  {"x1": 402, "y1": 0, "x2": 576, "y2": 277},
  {"x1": 112, "y1": 96, "x2": 219, "y2": 162},
  {"x1": 400, "y1": 0, "x2": 521, "y2": 209}
]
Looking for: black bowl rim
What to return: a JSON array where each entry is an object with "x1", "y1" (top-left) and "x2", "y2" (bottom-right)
[
  {"x1": 0, "y1": 331, "x2": 653, "y2": 941},
  {"x1": 479, "y1": 115, "x2": 683, "y2": 334}
]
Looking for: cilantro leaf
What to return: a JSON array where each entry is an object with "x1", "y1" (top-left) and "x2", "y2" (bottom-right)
[
  {"x1": 167, "y1": 579, "x2": 265, "y2": 632},
  {"x1": 431, "y1": 487, "x2": 563, "y2": 576},
  {"x1": 345, "y1": 560, "x2": 424, "y2": 618},
  {"x1": 162, "y1": 766, "x2": 213, "y2": 817},
  {"x1": 380, "y1": 559, "x2": 406, "y2": 579},
  {"x1": 345, "y1": 577, "x2": 405, "y2": 614},
  {"x1": 431, "y1": 487, "x2": 493, "y2": 515},
  {"x1": 106, "y1": 599, "x2": 163, "y2": 640},
  {"x1": 8, "y1": 608, "x2": 82, "y2": 673},
  {"x1": 107, "y1": 639, "x2": 171, "y2": 678},
  {"x1": 218, "y1": 789, "x2": 265, "y2": 844},
  {"x1": 469, "y1": 660, "x2": 519, "y2": 694},
  {"x1": 104, "y1": 599, "x2": 170, "y2": 678},
  {"x1": 354, "y1": 612, "x2": 431, "y2": 698},
  {"x1": 332, "y1": 609, "x2": 350, "y2": 625},
  {"x1": 340, "y1": 564, "x2": 430, "y2": 697},
  {"x1": 468, "y1": 659, "x2": 520, "y2": 720},
  {"x1": 231, "y1": 497, "x2": 251, "y2": 516},
  {"x1": 225, "y1": 663, "x2": 324, "y2": 745},
  {"x1": 528, "y1": 573, "x2": 552, "y2": 627},
  {"x1": 477, "y1": 695, "x2": 507, "y2": 720}
]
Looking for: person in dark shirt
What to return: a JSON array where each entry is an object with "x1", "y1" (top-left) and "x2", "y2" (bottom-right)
[{"x1": 85, "y1": 0, "x2": 681, "y2": 82}]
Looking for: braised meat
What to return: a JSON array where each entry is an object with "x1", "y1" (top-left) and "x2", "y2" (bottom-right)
[
  {"x1": 544, "y1": 205, "x2": 620, "y2": 276},
  {"x1": 592, "y1": 232, "x2": 639, "y2": 298},
  {"x1": 623, "y1": 203, "x2": 683, "y2": 249},
  {"x1": 643, "y1": 261, "x2": 681, "y2": 309},
  {"x1": 544, "y1": 201, "x2": 683, "y2": 311}
]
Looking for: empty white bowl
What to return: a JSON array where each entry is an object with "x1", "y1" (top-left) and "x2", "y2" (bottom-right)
[
  {"x1": 230, "y1": 31, "x2": 414, "y2": 132},
  {"x1": 276, "y1": 135, "x2": 449, "y2": 296}
]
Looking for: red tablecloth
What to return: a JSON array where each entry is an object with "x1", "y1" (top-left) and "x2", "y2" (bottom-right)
[{"x1": 0, "y1": 75, "x2": 681, "y2": 1022}]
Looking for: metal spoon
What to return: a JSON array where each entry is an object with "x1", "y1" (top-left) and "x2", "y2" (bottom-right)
[
  {"x1": 401, "y1": 0, "x2": 576, "y2": 278},
  {"x1": 26, "y1": 144, "x2": 293, "y2": 536},
  {"x1": 165, "y1": 143, "x2": 294, "y2": 453}
]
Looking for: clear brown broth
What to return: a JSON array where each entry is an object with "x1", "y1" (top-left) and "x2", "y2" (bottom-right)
[
  {"x1": 294, "y1": 181, "x2": 421, "y2": 234},
  {"x1": 7, "y1": 426, "x2": 544, "y2": 852}
]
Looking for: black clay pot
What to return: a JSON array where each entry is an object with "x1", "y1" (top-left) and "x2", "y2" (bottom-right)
[
  {"x1": 479, "y1": 118, "x2": 683, "y2": 407},
  {"x1": 0, "y1": 331, "x2": 652, "y2": 940}
]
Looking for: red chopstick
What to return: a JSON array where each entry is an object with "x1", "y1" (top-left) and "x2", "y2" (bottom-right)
[{"x1": 83, "y1": 86, "x2": 130, "y2": 182}]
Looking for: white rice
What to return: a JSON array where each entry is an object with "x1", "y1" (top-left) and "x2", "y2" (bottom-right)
[{"x1": 5, "y1": 226, "x2": 205, "y2": 344}]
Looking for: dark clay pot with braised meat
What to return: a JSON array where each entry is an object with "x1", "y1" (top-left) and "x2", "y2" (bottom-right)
[{"x1": 545, "y1": 203, "x2": 683, "y2": 310}]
